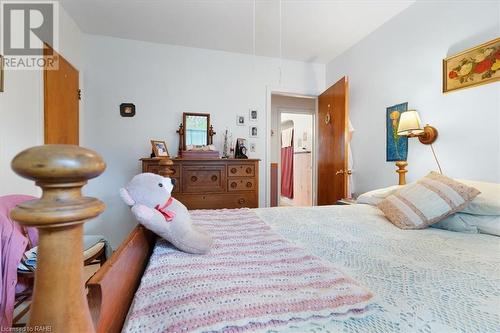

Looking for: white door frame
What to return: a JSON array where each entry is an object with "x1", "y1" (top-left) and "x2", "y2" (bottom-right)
[{"x1": 265, "y1": 86, "x2": 318, "y2": 207}]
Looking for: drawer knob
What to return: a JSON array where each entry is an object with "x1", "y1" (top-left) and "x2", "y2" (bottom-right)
[
  {"x1": 238, "y1": 198, "x2": 245, "y2": 204},
  {"x1": 230, "y1": 167, "x2": 237, "y2": 174},
  {"x1": 191, "y1": 176, "x2": 198, "y2": 182},
  {"x1": 246, "y1": 167, "x2": 252, "y2": 174},
  {"x1": 231, "y1": 182, "x2": 237, "y2": 188},
  {"x1": 246, "y1": 182, "x2": 252, "y2": 188},
  {"x1": 171, "y1": 169, "x2": 176, "y2": 175},
  {"x1": 211, "y1": 175, "x2": 218, "y2": 182}
]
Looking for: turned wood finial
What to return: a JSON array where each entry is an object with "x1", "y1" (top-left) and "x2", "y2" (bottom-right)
[
  {"x1": 10, "y1": 144, "x2": 106, "y2": 332},
  {"x1": 158, "y1": 157, "x2": 174, "y2": 177},
  {"x1": 395, "y1": 161, "x2": 408, "y2": 185}
]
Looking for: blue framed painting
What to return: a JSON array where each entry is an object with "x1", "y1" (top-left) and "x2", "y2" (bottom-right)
[{"x1": 386, "y1": 102, "x2": 408, "y2": 162}]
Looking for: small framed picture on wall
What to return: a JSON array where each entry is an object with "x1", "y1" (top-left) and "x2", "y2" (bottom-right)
[
  {"x1": 151, "y1": 140, "x2": 170, "y2": 157},
  {"x1": 236, "y1": 115, "x2": 246, "y2": 126},
  {"x1": 249, "y1": 109, "x2": 258, "y2": 122},
  {"x1": 249, "y1": 126, "x2": 258, "y2": 138},
  {"x1": 0, "y1": 55, "x2": 4, "y2": 92}
]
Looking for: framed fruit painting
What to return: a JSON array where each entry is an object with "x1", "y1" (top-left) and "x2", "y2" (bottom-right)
[{"x1": 443, "y1": 37, "x2": 500, "y2": 93}]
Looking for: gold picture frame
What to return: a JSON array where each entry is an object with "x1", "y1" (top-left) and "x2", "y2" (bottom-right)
[
  {"x1": 150, "y1": 140, "x2": 170, "y2": 157},
  {"x1": 443, "y1": 37, "x2": 500, "y2": 93},
  {"x1": 0, "y1": 55, "x2": 4, "y2": 92}
]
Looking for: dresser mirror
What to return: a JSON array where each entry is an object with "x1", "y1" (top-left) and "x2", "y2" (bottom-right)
[
  {"x1": 177, "y1": 112, "x2": 217, "y2": 157},
  {"x1": 183, "y1": 112, "x2": 210, "y2": 148}
]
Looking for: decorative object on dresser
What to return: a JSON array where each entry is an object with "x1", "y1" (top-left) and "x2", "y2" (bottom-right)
[
  {"x1": 234, "y1": 138, "x2": 248, "y2": 159},
  {"x1": 443, "y1": 37, "x2": 500, "y2": 93},
  {"x1": 177, "y1": 112, "x2": 219, "y2": 158},
  {"x1": 141, "y1": 158, "x2": 260, "y2": 209},
  {"x1": 150, "y1": 140, "x2": 169, "y2": 157},
  {"x1": 119, "y1": 103, "x2": 135, "y2": 117}
]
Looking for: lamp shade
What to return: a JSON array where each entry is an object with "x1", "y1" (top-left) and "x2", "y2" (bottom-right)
[{"x1": 397, "y1": 110, "x2": 424, "y2": 136}]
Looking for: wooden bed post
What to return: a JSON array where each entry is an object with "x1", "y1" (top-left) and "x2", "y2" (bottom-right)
[
  {"x1": 396, "y1": 161, "x2": 408, "y2": 185},
  {"x1": 10, "y1": 145, "x2": 106, "y2": 332}
]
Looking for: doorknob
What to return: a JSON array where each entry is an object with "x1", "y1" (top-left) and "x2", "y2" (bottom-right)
[
  {"x1": 345, "y1": 169, "x2": 352, "y2": 175},
  {"x1": 335, "y1": 169, "x2": 344, "y2": 175}
]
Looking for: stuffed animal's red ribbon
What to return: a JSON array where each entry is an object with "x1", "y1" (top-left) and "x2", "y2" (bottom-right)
[{"x1": 155, "y1": 197, "x2": 176, "y2": 222}]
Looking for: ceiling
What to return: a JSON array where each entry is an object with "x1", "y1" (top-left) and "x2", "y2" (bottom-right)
[{"x1": 60, "y1": 0, "x2": 414, "y2": 64}]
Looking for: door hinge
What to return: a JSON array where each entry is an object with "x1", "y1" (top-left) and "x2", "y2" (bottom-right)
[{"x1": 78, "y1": 89, "x2": 82, "y2": 100}]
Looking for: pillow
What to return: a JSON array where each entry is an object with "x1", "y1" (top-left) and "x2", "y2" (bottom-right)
[
  {"x1": 378, "y1": 172, "x2": 480, "y2": 229},
  {"x1": 456, "y1": 179, "x2": 500, "y2": 216},
  {"x1": 356, "y1": 185, "x2": 404, "y2": 206},
  {"x1": 432, "y1": 213, "x2": 500, "y2": 236},
  {"x1": 431, "y1": 213, "x2": 479, "y2": 234}
]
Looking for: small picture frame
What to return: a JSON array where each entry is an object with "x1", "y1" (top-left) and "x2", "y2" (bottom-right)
[
  {"x1": 120, "y1": 103, "x2": 135, "y2": 117},
  {"x1": 0, "y1": 55, "x2": 4, "y2": 93},
  {"x1": 236, "y1": 115, "x2": 246, "y2": 126},
  {"x1": 249, "y1": 109, "x2": 258, "y2": 122},
  {"x1": 249, "y1": 142, "x2": 256, "y2": 152},
  {"x1": 249, "y1": 126, "x2": 258, "y2": 138},
  {"x1": 151, "y1": 140, "x2": 170, "y2": 157}
]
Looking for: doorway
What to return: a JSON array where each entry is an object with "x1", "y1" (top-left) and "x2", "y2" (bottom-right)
[
  {"x1": 280, "y1": 112, "x2": 314, "y2": 206},
  {"x1": 270, "y1": 93, "x2": 316, "y2": 207},
  {"x1": 266, "y1": 76, "x2": 350, "y2": 207}
]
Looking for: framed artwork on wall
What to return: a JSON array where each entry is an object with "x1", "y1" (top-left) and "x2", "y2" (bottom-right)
[
  {"x1": 443, "y1": 37, "x2": 500, "y2": 93},
  {"x1": 249, "y1": 126, "x2": 258, "y2": 138},
  {"x1": 236, "y1": 115, "x2": 245, "y2": 126},
  {"x1": 120, "y1": 103, "x2": 135, "y2": 117},
  {"x1": 0, "y1": 55, "x2": 4, "y2": 92},
  {"x1": 249, "y1": 109, "x2": 258, "y2": 122},
  {"x1": 386, "y1": 102, "x2": 408, "y2": 162}
]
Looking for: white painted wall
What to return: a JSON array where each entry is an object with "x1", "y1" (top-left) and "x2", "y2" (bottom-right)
[
  {"x1": 0, "y1": 6, "x2": 83, "y2": 196},
  {"x1": 81, "y1": 35, "x2": 325, "y2": 247},
  {"x1": 326, "y1": 0, "x2": 500, "y2": 196}
]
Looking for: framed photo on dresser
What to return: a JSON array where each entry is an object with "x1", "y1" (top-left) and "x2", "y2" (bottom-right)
[{"x1": 151, "y1": 140, "x2": 170, "y2": 157}]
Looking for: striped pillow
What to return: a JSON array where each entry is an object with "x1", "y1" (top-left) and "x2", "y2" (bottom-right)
[{"x1": 378, "y1": 172, "x2": 481, "y2": 229}]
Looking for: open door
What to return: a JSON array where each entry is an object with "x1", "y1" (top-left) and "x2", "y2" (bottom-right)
[
  {"x1": 44, "y1": 45, "x2": 79, "y2": 144},
  {"x1": 317, "y1": 76, "x2": 349, "y2": 205}
]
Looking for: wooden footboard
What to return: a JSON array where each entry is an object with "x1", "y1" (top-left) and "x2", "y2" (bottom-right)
[{"x1": 87, "y1": 225, "x2": 156, "y2": 333}]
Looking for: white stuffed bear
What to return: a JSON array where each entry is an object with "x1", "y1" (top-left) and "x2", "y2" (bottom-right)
[{"x1": 119, "y1": 173, "x2": 212, "y2": 254}]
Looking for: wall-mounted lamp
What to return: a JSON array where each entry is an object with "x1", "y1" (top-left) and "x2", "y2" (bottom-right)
[
  {"x1": 397, "y1": 110, "x2": 442, "y2": 174},
  {"x1": 397, "y1": 110, "x2": 438, "y2": 144}
]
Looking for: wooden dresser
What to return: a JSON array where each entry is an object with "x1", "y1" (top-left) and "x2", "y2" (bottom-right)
[{"x1": 140, "y1": 158, "x2": 260, "y2": 209}]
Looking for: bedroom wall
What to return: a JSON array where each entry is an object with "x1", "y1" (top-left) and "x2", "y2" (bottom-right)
[
  {"x1": 81, "y1": 35, "x2": 324, "y2": 247},
  {"x1": 0, "y1": 6, "x2": 83, "y2": 196},
  {"x1": 326, "y1": 0, "x2": 500, "y2": 195}
]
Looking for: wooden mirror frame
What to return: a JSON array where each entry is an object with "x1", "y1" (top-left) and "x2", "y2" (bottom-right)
[{"x1": 182, "y1": 112, "x2": 210, "y2": 150}]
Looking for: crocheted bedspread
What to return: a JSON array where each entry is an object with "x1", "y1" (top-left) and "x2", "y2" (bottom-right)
[{"x1": 123, "y1": 209, "x2": 375, "y2": 333}]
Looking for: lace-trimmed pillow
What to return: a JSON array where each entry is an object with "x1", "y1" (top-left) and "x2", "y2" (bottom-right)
[{"x1": 378, "y1": 172, "x2": 481, "y2": 229}]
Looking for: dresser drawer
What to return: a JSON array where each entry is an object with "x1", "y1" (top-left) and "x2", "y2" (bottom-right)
[
  {"x1": 182, "y1": 165, "x2": 226, "y2": 193},
  {"x1": 227, "y1": 164, "x2": 255, "y2": 177},
  {"x1": 228, "y1": 177, "x2": 256, "y2": 192},
  {"x1": 176, "y1": 193, "x2": 257, "y2": 209}
]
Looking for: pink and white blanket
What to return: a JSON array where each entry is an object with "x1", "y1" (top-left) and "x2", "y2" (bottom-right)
[{"x1": 123, "y1": 209, "x2": 375, "y2": 332}]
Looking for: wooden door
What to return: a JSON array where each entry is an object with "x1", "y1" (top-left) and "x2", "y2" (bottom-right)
[
  {"x1": 317, "y1": 76, "x2": 348, "y2": 205},
  {"x1": 44, "y1": 46, "x2": 79, "y2": 144}
]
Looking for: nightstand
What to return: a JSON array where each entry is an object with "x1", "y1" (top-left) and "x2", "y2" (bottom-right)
[{"x1": 335, "y1": 198, "x2": 356, "y2": 205}]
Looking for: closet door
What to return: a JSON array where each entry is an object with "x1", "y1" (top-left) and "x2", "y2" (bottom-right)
[{"x1": 317, "y1": 76, "x2": 348, "y2": 205}]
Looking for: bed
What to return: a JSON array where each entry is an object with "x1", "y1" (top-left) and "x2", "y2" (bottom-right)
[{"x1": 8, "y1": 145, "x2": 500, "y2": 333}]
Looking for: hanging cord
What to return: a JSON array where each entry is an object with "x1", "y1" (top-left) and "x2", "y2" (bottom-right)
[
  {"x1": 278, "y1": 0, "x2": 282, "y2": 86},
  {"x1": 430, "y1": 143, "x2": 443, "y2": 174}
]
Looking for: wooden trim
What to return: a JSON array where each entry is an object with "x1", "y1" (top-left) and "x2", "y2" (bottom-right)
[{"x1": 87, "y1": 226, "x2": 156, "y2": 333}]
